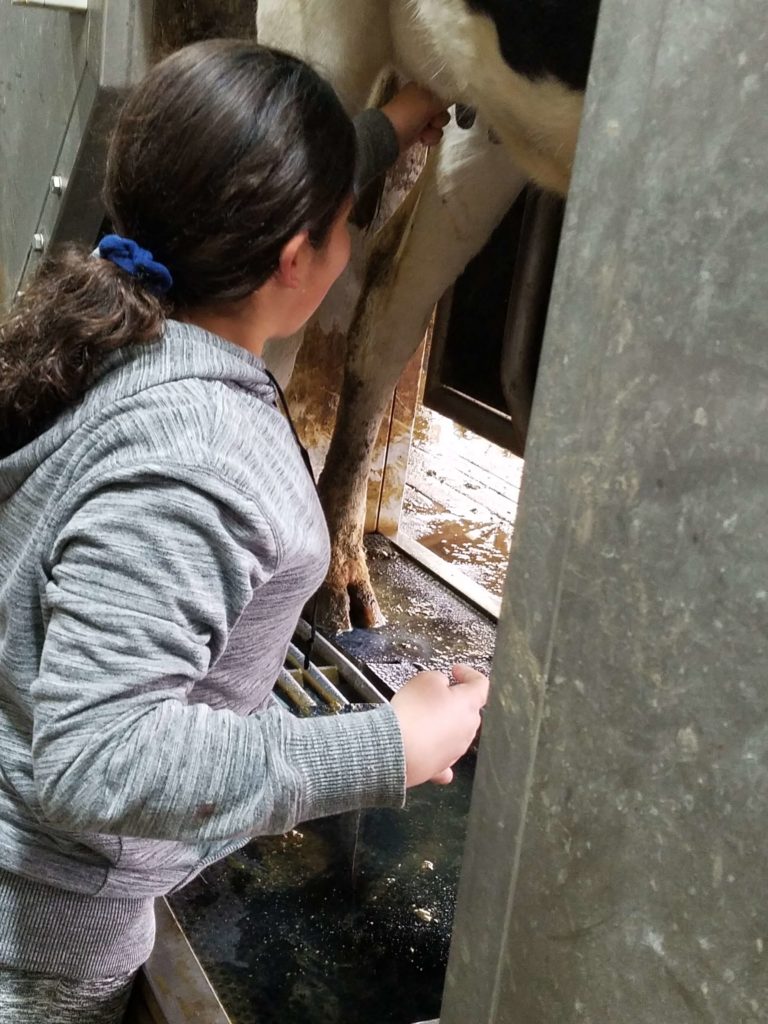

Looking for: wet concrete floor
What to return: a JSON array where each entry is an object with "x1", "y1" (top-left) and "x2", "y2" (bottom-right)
[
  {"x1": 169, "y1": 747, "x2": 476, "y2": 1024},
  {"x1": 332, "y1": 537, "x2": 497, "y2": 692}
]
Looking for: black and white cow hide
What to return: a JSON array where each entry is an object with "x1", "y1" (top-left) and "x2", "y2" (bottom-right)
[{"x1": 259, "y1": 0, "x2": 600, "y2": 632}]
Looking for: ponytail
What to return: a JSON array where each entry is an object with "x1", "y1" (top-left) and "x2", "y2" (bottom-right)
[
  {"x1": 0, "y1": 246, "x2": 165, "y2": 453},
  {"x1": 0, "y1": 39, "x2": 356, "y2": 454}
]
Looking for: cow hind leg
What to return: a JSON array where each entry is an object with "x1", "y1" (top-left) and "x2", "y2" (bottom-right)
[{"x1": 316, "y1": 121, "x2": 528, "y2": 632}]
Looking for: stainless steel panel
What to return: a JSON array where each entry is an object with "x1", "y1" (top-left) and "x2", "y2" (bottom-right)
[
  {"x1": 0, "y1": 0, "x2": 155, "y2": 310},
  {"x1": 0, "y1": 2, "x2": 87, "y2": 306},
  {"x1": 139, "y1": 899, "x2": 232, "y2": 1024}
]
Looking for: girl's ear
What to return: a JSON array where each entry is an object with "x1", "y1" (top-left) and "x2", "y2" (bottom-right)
[{"x1": 276, "y1": 231, "x2": 311, "y2": 290}]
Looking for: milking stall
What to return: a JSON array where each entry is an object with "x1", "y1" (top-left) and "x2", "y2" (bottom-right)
[{"x1": 1, "y1": 0, "x2": 767, "y2": 1021}]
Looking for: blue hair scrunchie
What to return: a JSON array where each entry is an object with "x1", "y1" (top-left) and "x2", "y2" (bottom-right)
[{"x1": 98, "y1": 234, "x2": 173, "y2": 295}]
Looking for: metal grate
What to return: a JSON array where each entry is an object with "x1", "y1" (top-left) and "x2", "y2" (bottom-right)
[{"x1": 273, "y1": 620, "x2": 387, "y2": 715}]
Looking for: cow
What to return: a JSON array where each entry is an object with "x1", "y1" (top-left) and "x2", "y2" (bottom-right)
[{"x1": 258, "y1": 0, "x2": 600, "y2": 632}]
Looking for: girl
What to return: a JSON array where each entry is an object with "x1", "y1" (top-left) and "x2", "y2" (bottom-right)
[{"x1": 0, "y1": 40, "x2": 488, "y2": 1022}]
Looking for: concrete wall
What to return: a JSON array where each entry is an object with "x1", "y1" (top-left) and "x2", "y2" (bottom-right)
[{"x1": 441, "y1": 0, "x2": 768, "y2": 1020}]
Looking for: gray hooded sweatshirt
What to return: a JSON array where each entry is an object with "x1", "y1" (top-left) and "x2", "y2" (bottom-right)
[
  {"x1": 0, "y1": 321, "x2": 406, "y2": 978},
  {"x1": 0, "y1": 105, "x2": 403, "y2": 981}
]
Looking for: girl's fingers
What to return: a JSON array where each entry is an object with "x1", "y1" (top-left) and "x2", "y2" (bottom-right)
[
  {"x1": 431, "y1": 767, "x2": 454, "y2": 785},
  {"x1": 419, "y1": 111, "x2": 451, "y2": 146},
  {"x1": 450, "y1": 664, "x2": 490, "y2": 708},
  {"x1": 451, "y1": 663, "x2": 488, "y2": 686},
  {"x1": 419, "y1": 126, "x2": 444, "y2": 146}
]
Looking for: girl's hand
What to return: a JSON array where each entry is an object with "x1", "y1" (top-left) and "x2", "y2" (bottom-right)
[
  {"x1": 391, "y1": 664, "x2": 489, "y2": 787},
  {"x1": 380, "y1": 82, "x2": 451, "y2": 152}
]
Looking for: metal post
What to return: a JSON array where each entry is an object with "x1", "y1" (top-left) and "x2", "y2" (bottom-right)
[{"x1": 440, "y1": 0, "x2": 768, "y2": 1020}]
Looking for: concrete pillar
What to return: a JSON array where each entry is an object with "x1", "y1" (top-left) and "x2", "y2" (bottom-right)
[{"x1": 441, "y1": 1, "x2": 768, "y2": 1021}]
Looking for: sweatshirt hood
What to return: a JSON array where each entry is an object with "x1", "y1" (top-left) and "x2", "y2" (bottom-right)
[{"x1": 0, "y1": 320, "x2": 277, "y2": 501}]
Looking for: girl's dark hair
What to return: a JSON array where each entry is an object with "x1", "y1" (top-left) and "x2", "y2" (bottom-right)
[{"x1": 0, "y1": 40, "x2": 356, "y2": 451}]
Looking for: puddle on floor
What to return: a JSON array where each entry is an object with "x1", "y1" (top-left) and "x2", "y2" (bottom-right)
[{"x1": 401, "y1": 405, "x2": 523, "y2": 598}]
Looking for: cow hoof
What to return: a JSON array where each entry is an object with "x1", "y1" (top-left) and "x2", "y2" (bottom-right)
[
  {"x1": 314, "y1": 579, "x2": 385, "y2": 634},
  {"x1": 314, "y1": 582, "x2": 353, "y2": 634},
  {"x1": 348, "y1": 580, "x2": 385, "y2": 630}
]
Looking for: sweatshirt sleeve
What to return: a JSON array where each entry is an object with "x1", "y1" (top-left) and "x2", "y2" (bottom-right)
[
  {"x1": 32, "y1": 470, "x2": 405, "y2": 842},
  {"x1": 353, "y1": 108, "x2": 400, "y2": 194}
]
